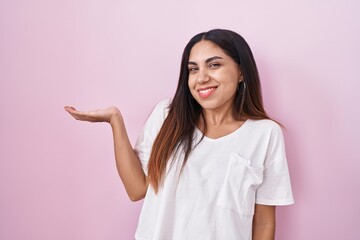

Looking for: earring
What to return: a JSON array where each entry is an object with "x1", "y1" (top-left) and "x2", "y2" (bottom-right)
[{"x1": 238, "y1": 81, "x2": 246, "y2": 94}]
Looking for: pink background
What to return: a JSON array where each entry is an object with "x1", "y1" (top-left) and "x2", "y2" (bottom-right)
[{"x1": 1, "y1": 0, "x2": 359, "y2": 239}]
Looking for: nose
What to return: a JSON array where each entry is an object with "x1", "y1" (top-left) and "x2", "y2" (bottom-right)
[{"x1": 196, "y1": 69, "x2": 210, "y2": 84}]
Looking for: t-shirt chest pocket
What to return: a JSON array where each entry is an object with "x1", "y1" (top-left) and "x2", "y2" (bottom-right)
[{"x1": 216, "y1": 152, "x2": 264, "y2": 215}]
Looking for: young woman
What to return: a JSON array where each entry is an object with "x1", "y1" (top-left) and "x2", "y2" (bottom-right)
[{"x1": 65, "y1": 29, "x2": 294, "y2": 240}]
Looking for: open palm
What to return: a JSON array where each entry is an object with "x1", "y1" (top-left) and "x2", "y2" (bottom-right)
[{"x1": 64, "y1": 106, "x2": 120, "y2": 123}]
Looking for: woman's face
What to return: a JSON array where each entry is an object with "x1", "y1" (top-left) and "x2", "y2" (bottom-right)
[{"x1": 188, "y1": 40, "x2": 242, "y2": 112}]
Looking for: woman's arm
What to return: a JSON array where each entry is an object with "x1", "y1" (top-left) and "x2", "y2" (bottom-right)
[
  {"x1": 252, "y1": 204, "x2": 276, "y2": 240},
  {"x1": 64, "y1": 106, "x2": 148, "y2": 202}
]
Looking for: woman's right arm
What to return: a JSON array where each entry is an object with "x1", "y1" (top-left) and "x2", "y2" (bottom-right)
[{"x1": 64, "y1": 106, "x2": 148, "y2": 201}]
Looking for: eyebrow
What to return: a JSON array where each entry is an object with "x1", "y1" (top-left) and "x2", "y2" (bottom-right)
[{"x1": 188, "y1": 56, "x2": 223, "y2": 65}]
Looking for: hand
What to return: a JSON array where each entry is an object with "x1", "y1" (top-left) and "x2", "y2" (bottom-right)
[{"x1": 64, "y1": 106, "x2": 122, "y2": 124}]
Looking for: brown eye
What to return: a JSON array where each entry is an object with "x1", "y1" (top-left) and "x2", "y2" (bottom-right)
[{"x1": 209, "y1": 63, "x2": 220, "y2": 68}]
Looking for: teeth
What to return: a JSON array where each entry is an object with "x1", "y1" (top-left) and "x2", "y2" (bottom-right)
[{"x1": 199, "y1": 87, "x2": 215, "y2": 93}]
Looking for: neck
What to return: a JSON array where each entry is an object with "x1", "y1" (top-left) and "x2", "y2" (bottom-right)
[{"x1": 202, "y1": 104, "x2": 236, "y2": 126}]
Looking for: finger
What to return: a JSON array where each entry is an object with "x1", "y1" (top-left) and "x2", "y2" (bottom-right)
[
  {"x1": 66, "y1": 111, "x2": 81, "y2": 120},
  {"x1": 67, "y1": 110, "x2": 102, "y2": 122},
  {"x1": 64, "y1": 107, "x2": 89, "y2": 116},
  {"x1": 68, "y1": 112, "x2": 92, "y2": 121},
  {"x1": 65, "y1": 105, "x2": 80, "y2": 111},
  {"x1": 64, "y1": 107, "x2": 87, "y2": 120}
]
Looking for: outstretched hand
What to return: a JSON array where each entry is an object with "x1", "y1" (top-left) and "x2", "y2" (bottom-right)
[
  {"x1": 64, "y1": 106, "x2": 121, "y2": 124},
  {"x1": 64, "y1": 105, "x2": 147, "y2": 200}
]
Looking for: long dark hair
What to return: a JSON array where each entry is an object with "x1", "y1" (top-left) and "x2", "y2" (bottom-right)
[{"x1": 148, "y1": 29, "x2": 273, "y2": 192}]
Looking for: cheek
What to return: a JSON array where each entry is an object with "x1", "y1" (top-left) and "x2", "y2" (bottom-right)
[
  {"x1": 188, "y1": 76, "x2": 196, "y2": 89},
  {"x1": 230, "y1": 81, "x2": 239, "y2": 93},
  {"x1": 220, "y1": 77, "x2": 239, "y2": 94}
]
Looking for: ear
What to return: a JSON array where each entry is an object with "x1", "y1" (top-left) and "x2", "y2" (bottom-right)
[
  {"x1": 238, "y1": 66, "x2": 243, "y2": 83},
  {"x1": 239, "y1": 68, "x2": 244, "y2": 83}
]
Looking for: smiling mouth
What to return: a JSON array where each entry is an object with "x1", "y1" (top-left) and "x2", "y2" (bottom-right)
[{"x1": 198, "y1": 87, "x2": 217, "y2": 98}]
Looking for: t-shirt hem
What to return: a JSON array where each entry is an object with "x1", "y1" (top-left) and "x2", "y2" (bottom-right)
[{"x1": 255, "y1": 198, "x2": 294, "y2": 206}]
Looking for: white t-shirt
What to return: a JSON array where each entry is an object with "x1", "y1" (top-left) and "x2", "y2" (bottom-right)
[{"x1": 134, "y1": 99, "x2": 294, "y2": 240}]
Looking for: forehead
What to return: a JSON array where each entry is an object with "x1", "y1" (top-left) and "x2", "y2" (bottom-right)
[{"x1": 189, "y1": 40, "x2": 229, "y2": 61}]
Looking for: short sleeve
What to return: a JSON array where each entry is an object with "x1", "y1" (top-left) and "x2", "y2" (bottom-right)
[
  {"x1": 134, "y1": 99, "x2": 171, "y2": 175},
  {"x1": 255, "y1": 124, "x2": 294, "y2": 205}
]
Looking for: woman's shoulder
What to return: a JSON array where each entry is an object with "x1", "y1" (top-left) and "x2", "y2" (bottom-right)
[
  {"x1": 154, "y1": 98, "x2": 172, "y2": 110},
  {"x1": 151, "y1": 98, "x2": 172, "y2": 117},
  {"x1": 141, "y1": 98, "x2": 172, "y2": 135},
  {"x1": 244, "y1": 118, "x2": 285, "y2": 146},
  {"x1": 246, "y1": 118, "x2": 283, "y2": 133},
  {"x1": 146, "y1": 98, "x2": 172, "y2": 122}
]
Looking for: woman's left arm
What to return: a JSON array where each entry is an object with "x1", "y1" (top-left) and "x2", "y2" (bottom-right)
[{"x1": 252, "y1": 204, "x2": 276, "y2": 240}]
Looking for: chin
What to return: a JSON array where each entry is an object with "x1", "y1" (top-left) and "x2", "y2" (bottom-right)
[
  {"x1": 194, "y1": 96, "x2": 235, "y2": 112},
  {"x1": 196, "y1": 99, "x2": 220, "y2": 110}
]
